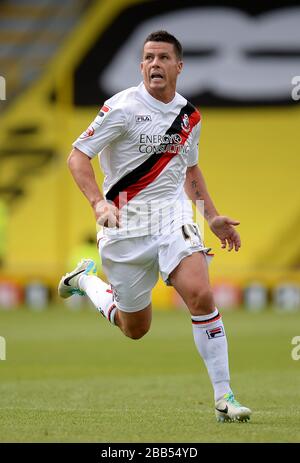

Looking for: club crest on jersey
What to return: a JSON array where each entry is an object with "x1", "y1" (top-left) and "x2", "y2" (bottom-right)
[
  {"x1": 206, "y1": 326, "x2": 224, "y2": 339},
  {"x1": 181, "y1": 113, "x2": 190, "y2": 133},
  {"x1": 79, "y1": 125, "x2": 95, "y2": 139},
  {"x1": 135, "y1": 115, "x2": 152, "y2": 123}
]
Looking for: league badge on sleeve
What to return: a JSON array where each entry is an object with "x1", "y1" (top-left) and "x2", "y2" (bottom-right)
[
  {"x1": 98, "y1": 104, "x2": 112, "y2": 118},
  {"x1": 94, "y1": 104, "x2": 112, "y2": 125}
]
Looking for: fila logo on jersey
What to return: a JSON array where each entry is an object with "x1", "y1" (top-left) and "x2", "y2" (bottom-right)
[
  {"x1": 206, "y1": 326, "x2": 224, "y2": 339},
  {"x1": 181, "y1": 114, "x2": 190, "y2": 133},
  {"x1": 135, "y1": 115, "x2": 152, "y2": 123}
]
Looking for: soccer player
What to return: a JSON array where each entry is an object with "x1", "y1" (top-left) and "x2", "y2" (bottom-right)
[{"x1": 58, "y1": 31, "x2": 251, "y2": 422}]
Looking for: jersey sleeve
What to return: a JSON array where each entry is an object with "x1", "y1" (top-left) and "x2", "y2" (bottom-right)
[
  {"x1": 187, "y1": 120, "x2": 201, "y2": 167},
  {"x1": 72, "y1": 103, "x2": 127, "y2": 158}
]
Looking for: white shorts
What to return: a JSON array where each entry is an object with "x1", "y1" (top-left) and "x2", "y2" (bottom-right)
[{"x1": 97, "y1": 224, "x2": 213, "y2": 313}]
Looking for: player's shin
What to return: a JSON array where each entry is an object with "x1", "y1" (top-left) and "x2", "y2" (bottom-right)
[
  {"x1": 191, "y1": 308, "x2": 231, "y2": 401},
  {"x1": 78, "y1": 274, "x2": 117, "y2": 325}
]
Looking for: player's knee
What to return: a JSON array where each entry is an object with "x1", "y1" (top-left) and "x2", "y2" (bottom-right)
[
  {"x1": 124, "y1": 325, "x2": 150, "y2": 340},
  {"x1": 188, "y1": 287, "x2": 215, "y2": 315}
]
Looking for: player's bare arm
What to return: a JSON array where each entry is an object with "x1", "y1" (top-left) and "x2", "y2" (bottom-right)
[
  {"x1": 67, "y1": 147, "x2": 119, "y2": 227},
  {"x1": 184, "y1": 165, "x2": 241, "y2": 252}
]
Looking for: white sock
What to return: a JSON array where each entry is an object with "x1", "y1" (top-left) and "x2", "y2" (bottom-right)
[
  {"x1": 78, "y1": 274, "x2": 117, "y2": 325},
  {"x1": 191, "y1": 308, "x2": 231, "y2": 401}
]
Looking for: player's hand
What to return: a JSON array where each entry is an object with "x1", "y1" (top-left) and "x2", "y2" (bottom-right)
[
  {"x1": 94, "y1": 200, "x2": 120, "y2": 228},
  {"x1": 208, "y1": 215, "x2": 241, "y2": 252}
]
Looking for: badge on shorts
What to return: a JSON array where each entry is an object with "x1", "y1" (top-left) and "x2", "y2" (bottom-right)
[
  {"x1": 110, "y1": 284, "x2": 120, "y2": 302},
  {"x1": 182, "y1": 224, "x2": 202, "y2": 247}
]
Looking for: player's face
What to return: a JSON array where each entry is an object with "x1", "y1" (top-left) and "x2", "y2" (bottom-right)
[{"x1": 141, "y1": 41, "x2": 183, "y2": 103}]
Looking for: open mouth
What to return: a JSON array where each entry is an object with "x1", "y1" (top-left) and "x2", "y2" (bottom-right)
[{"x1": 150, "y1": 72, "x2": 164, "y2": 81}]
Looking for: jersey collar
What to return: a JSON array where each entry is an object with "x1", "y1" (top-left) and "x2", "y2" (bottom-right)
[{"x1": 139, "y1": 82, "x2": 179, "y2": 112}]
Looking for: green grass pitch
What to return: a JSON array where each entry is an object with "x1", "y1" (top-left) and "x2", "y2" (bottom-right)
[{"x1": 0, "y1": 305, "x2": 299, "y2": 442}]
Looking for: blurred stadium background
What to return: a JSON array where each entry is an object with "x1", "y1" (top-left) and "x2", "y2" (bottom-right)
[
  {"x1": 0, "y1": 0, "x2": 299, "y2": 312},
  {"x1": 1, "y1": 0, "x2": 300, "y2": 444}
]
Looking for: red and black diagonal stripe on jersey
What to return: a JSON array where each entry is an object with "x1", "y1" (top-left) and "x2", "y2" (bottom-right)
[{"x1": 106, "y1": 102, "x2": 200, "y2": 208}]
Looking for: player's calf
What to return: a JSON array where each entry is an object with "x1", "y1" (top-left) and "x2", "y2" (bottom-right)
[
  {"x1": 187, "y1": 287, "x2": 215, "y2": 315},
  {"x1": 122, "y1": 325, "x2": 150, "y2": 340},
  {"x1": 115, "y1": 304, "x2": 152, "y2": 339}
]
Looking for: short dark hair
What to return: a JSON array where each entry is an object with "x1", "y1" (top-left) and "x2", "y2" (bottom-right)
[{"x1": 143, "y1": 30, "x2": 183, "y2": 60}]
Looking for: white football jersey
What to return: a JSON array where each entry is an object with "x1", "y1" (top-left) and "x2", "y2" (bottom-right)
[{"x1": 73, "y1": 82, "x2": 201, "y2": 238}]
